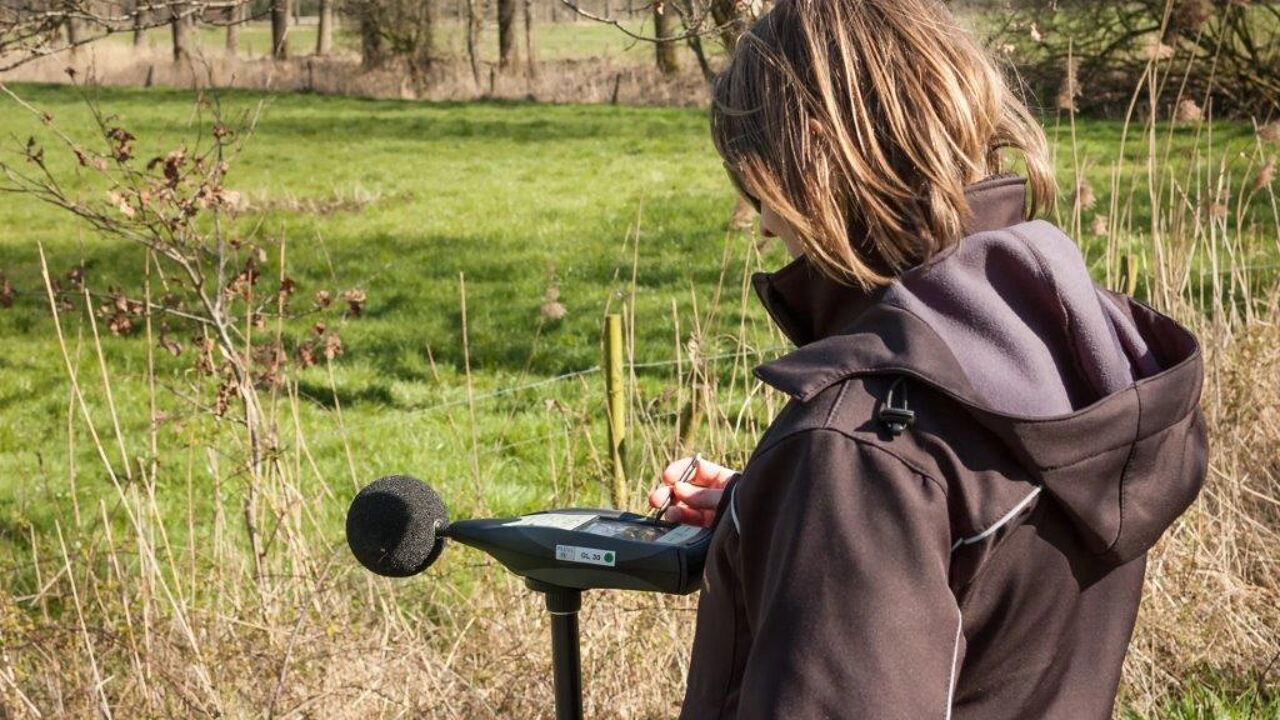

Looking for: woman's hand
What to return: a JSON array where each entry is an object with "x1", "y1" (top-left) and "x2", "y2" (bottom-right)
[{"x1": 648, "y1": 456, "x2": 739, "y2": 527}]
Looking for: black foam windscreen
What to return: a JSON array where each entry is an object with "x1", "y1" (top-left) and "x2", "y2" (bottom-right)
[{"x1": 346, "y1": 475, "x2": 449, "y2": 577}]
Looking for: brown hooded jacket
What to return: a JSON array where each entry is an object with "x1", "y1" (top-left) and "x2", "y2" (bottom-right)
[{"x1": 678, "y1": 175, "x2": 1208, "y2": 720}]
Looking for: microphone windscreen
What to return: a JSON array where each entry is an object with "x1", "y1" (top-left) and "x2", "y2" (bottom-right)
[{"x1": 346, "y1": 475, "x2": 449, "y2": 577}]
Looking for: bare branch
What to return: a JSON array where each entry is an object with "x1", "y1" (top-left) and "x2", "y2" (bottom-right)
[
  {"x1": 0, "y1": 0, "x2": 254, "y2": 71},
  {"x1": 555, "y1": 0, "x2": 739, "y2": 45}
]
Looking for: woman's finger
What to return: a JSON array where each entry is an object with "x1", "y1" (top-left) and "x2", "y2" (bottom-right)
[
  {"x1": 648, "y1": 484, "x2": 672, "y2": 510},
  {"x1": 650, "y1": 482, "x2": 721, "y2": 513},
  {"x1": 661, "y1": 457, "x2": 738, "y2": 489},
  {"x1": 661, "y1": 504, "x2": 717, "y2": 527},
  {"x1": 661, "y1": 457, "x2": 700, "y2": 486},
  {"x1": 671, "y1": 482, "x2": 723, "y2": 510}
]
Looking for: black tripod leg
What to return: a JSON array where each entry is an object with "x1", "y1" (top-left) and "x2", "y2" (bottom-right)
[
  {"x1": 529, "y1": 580, "x2": 584, "y2": 720},
  {"x1": 548, "y1": 591, "x2": 583, "y2": 720}
]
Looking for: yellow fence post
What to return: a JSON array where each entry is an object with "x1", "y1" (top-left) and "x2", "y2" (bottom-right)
[
  {"x1": 1121, "y1": 253, "x2": 1141, "y2": 297},
  {"x1": 604, "y1": 313, "x2": 627, "y2": 509}
]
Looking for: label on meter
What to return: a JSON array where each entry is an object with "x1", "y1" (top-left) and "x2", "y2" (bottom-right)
[{"x1": 556, "y1": 544, "x2": 616, "y2": 567}]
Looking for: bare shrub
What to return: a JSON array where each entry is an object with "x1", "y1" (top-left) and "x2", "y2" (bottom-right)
[
  {"x1": 970, "y1": 0, "x2": 1280, "y2": 119},
  {"x1": 0, "y1": 79, "x2": 370, "y2": 601}
]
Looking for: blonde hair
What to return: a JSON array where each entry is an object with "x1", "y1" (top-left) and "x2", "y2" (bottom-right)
[{"x1": 712, "y1": 0, "x2": 1056, "y2": 288}]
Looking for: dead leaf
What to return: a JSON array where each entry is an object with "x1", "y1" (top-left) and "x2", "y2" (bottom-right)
[
  {"x1": 343, "y1": 289, "x2": 367, "y2": 317},
  {"x1": 323, "y1": 333, "x2": 344, "y2": 360},
  {"x1": 159, "y1": 335, "x2": 183, "y2": 356}
]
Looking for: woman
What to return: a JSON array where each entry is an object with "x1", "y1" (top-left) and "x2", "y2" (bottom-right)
[{"x1": 647, "y1": 2, "x2": 1208, "y2": 718}]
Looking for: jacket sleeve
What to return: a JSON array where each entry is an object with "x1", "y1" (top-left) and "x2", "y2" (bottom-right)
[{"x1": 732, "y1": 429, "x2": 962, "y2": 720}]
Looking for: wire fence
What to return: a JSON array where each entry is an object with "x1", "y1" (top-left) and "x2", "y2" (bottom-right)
[
  {"x1": 401, "y1": 256, "x2": 1280, "y2": 419},
  {"x1": 409, "y1": 344, "x2": 792, "y2": 417}
]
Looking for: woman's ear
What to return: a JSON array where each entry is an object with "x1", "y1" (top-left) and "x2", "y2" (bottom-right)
[{"x1": 807, "y1": 117, "x2": 827, "y2": 138}]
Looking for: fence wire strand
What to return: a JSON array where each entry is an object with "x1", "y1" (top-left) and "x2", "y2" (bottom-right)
[{"x1": 409, "y1": 344, "x2": 791, "y2": 417}]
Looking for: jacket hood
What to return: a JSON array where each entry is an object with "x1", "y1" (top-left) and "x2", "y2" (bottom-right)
[{"x1": 751, "y1": 175, "x2": 1208, "y2": 566}]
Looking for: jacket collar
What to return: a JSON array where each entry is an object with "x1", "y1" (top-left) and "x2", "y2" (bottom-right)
[{"x1": 750, "y1": 174, "x2": 1031, "y2": 347}]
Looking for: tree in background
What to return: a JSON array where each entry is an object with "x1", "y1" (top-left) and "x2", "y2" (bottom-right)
[
  {"x1": 708, "y1": 0, "x2": 751, "y2": 52},
  {"x1": 350, "y1": 0, "x2": 385, "y2": 68},
  {"x1": 653, "y1": 1, "x2": 679, "y2": 75},
  {"x1": 317, "y1": 0, "x2": 335, "y2": 54},
  {"x1": 132, "y1": 0, "x2": 146, "y2": 47},
  {"x1": 344, "y1": 0, "x2": 438, "y2": 78},
  {"x1": 554, "y1": 0, "x2": 762, "y2": 77},
  {"x1": 170, "y1": 0, "x2": 189, "y2": 61},
  {"x1": 465, "y1": 0, "x2": 484, "y2": 87},
  {"x1": 271, "y1": 0, "x2": 289, "y2": 58},
  {"x1": 523, "y1": 0, "x2": 536, "y2": 78},
  {"x1": 412, "y1": 0, "x2": 437, "y2": 75},
  {"x1": 62, "y1": 0, "x2": 83, "y2": 54},
  {"x1": 1, "y1": 0, "x2": 767, "y2": 89},
  {"x1": 970, "y1": 0, "x2": 1279, "y2": 119},
  {"x1": 225, "y1": 2, "x2": 241, "y2": 53},
  {"x1": 497, "y1": 0, "x2": 516, "y2": 71},
  {"x1": 1, "y1": 0, "x2": 255, "y2": 71}
]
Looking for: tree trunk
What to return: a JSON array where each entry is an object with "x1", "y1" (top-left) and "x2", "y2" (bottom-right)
[
  {"x1": 654, "y1": 4, "x2": 679, "y2": 75},
  {"x1": 497, "y1": 0, "x2": 516, "y2": 72},
  {"x1": 465, "y1": 0, "x2": 482, "y2": 88},
  {"x1": 171, "y1": 2, "x2": 189, "y2": 62},
  {"x1": 359, "y1": 11, "x2": 382, "y2": 68},
  {"x1": 65, "y1": 21, "x2": 79, "y2": 55},
  {"x1": 131, "y1": 0, "x2": 146, "y2": 49},
  {"x1": 64, "y1": 0, "x2": 82, "y2": 56},
  {"x1": 523, "y1": 0, "x2": 536, "y2": 79},
  {"x1": 226, "y1": 3, "x2": 240, "y2": 54},
  {"x1": 316, "y1": 0, "x2": 334, "y2": 55},
  {"x1": 271, "y1": 0, "x2": 289, "y2": 59},
  {"x1": 686, "y1": 30, "x2": 714, "y2": 83},
  {"x1": 710, "y1": 0, "x2": 750, "y2": 54},
  {"x1": 413, "y1": 0, "x2": 436, "y2": 74}
]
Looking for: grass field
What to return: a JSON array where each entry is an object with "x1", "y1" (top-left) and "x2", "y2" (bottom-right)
[
  {"x1": 0, "y1": 83, "x2": 762, "y2": 518},
  {"x1": 0, "y1": 83, "x2": 1277, "y2": 717}
]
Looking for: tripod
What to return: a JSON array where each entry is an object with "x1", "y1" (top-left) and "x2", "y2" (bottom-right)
[{"x1": 526, "y1": 578, "x2": 585, "y2": 720}]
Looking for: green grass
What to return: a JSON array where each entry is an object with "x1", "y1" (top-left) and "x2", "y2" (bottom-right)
[
  {"x1": 0, "y1": 82, "x2": 774, "y2": 532},
  {"x1": 1123, "y1": 676, "x2": 1280, "y2": 719},
  {"x1": 0, "y1": 84, "x2": 1276, "y2": 713}
]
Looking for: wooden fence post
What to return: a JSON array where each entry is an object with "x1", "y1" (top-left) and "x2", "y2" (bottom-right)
[
  {"x1": 1120, "y1": 253, "x2": 1141, "y2": 297},
  {"x1": 604, "y1": 314, "x2": 627, "y2": 509}
]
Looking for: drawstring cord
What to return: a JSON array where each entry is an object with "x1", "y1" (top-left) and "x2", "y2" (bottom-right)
[{"x1": 879, "y1": 376, "x2": 915, "y2": 436}]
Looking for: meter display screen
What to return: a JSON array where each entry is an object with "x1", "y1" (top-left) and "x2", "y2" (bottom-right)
[
  {"x1": 576, "y1": 518, "x2": 706, "y2": 545},
  {"x1": 579, "y1": 518, "x2": 671, "y2": 543}
]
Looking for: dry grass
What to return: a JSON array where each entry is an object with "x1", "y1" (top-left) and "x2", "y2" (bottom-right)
[{"x1": 1122, "y1": 312, "x2": 1280, "y2": 706}]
